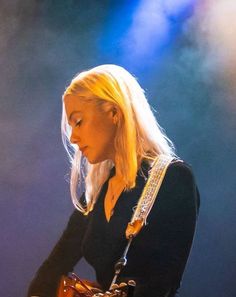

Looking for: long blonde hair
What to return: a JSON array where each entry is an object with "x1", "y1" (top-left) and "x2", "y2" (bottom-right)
[{"x1": 61, "y1": 64, "x2": 176, "y2": 214}]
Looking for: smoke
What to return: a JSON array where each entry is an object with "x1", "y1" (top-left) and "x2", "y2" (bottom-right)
[
  {"x1": 121, "y1": 1, "x2": 169, "y2": 60},
  {"x1": 193, "y1": 0, "x2": 236, "y2": 100},
  {"x1": 0, "y1": 2, "x2": 20, "y2": 54},
  {"x1": 118, "y1": 0, "x2": 196, "y2": 71}
]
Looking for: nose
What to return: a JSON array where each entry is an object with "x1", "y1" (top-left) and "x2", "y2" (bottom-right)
[{"x1": 70, "y1": 130, "x2": 80, "y2": 144}]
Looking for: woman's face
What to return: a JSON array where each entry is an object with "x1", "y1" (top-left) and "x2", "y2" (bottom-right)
[{"x1": 64, "y1": 95, "x2": 117, "y2": 164}]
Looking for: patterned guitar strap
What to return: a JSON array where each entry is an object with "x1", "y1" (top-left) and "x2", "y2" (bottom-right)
[{"x1": 109, "y1": 154, "x2": 174, "y2": 289}]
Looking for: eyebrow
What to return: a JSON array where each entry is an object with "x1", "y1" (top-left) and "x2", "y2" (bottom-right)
[{"x1": 68, "y1": 111, "x2": 82, "y2": 122}]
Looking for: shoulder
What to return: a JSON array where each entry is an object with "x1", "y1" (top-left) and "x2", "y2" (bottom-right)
[
  {"x1": 159, "y1": 159, "x2": 200, "y2": 211},
  {"x1": 165, "y1": 160, "x2": 196, "y2": 185}
]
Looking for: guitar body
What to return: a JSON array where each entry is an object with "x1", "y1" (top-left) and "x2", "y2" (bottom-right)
[
  {"x1": 57, "y1": 274, "x2": 102, "y2": 297},
  {"x1": 57, "y1": 273, "x2": 135, "y2": 297}
]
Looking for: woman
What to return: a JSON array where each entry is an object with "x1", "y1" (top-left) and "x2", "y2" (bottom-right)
[{"x1": 27, "y1": 64, "x2": 200, "y2": 297}]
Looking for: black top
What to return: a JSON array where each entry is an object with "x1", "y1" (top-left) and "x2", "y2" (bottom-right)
[{"x1": 27, "y1": 160, "x2": 200, "y2": 297}]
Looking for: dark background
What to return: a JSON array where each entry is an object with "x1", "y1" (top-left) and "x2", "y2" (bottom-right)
[{"x1": 0, "y1": 1, "x2": 235, "y2": 297}]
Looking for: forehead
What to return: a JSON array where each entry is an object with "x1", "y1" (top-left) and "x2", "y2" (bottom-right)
[
  {"x1": 63, "y1": 94, "x2": 99, "y2": 121},
  {"x1": 64, "y1": 95, "x2": 88, "y2": 111}
]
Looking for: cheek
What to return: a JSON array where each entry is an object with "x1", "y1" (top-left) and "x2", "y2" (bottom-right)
[
  {"x1": 104, "y1": 125, "x2": 116, "y2": 145},
  {"x1": 94, "y1": 125, "x2": 115, "y2": 146}
]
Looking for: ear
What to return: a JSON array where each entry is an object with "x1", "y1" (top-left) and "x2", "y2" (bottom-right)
[{"x1": 111, "y1": 106, "x2": 120, "y2": 124}]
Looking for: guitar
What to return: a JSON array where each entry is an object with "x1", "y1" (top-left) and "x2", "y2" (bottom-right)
[{"x1": 57, "y1": 273, "x2": 136, "y2": 297}]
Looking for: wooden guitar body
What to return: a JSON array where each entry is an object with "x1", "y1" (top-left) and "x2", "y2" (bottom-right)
[
  {"x1": 57, "y1": 274, "x2": 102, "y2": 297},
  {"x1": 57, "y1": 273, "x2": 135, "y2": 297}
]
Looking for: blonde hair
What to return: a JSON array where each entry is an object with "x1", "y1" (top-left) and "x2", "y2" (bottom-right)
[{"x1": 61, "y1": 64, "x2": 176, "y2": 214}]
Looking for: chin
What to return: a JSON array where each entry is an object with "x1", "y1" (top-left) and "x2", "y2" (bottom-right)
[
  {"x1": 87, "y1": 155, "x2": 109, "y2": 165},
  {"x1": 86, "y1": 156, "x2": 100, "y2": 164}
]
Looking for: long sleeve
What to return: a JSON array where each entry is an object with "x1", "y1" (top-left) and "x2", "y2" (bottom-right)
[
  {"x1": 130, "y1": 161, "x2": 200, "y2": 297},
  {"x1": 27, "y1": 208, "x2": 88, "y2": 297}
]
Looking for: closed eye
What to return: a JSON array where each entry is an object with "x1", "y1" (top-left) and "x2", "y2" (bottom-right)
[{"x1": 75, "y1": 119, "x2": 82, "y2": 127}]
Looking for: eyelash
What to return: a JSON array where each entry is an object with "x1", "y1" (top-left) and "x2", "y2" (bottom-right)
[{"x1": 75, "y1": 119, "x2": 82, "y2": 127}]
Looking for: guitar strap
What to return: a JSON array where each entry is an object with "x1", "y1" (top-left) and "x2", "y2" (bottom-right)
[
  {"x1": 126, "y1": 154, "x2": 175, "y2": 238},
  {"x1": 109, "y1": 154, "x2": 175, "y2": 289}
]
